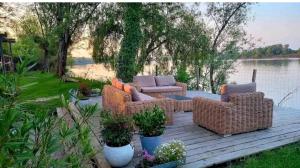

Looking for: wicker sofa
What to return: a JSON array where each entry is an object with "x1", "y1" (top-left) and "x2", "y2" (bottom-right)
[
  {"x1": 193, "y1": 91, "x2": 273, "y2": 136},
  {"x1": 132, "y1": 75, "x2": 187, "y2": 97},
  {"x1": 102, "y1": 84, "x2": 175, "y2": 124}
]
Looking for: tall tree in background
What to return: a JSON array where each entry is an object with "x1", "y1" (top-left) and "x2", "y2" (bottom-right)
[
  {"x1": 206, "y1": 2, "x2": 251, "y2": 93},
  {"x1": 91, "y1": 3, "x2": 209, "y2": 82},
  {"x1": 35, "y1": 3, "x2": 99, "y2": 77},
  {"x1": 116, "y1": 3, "x2": 142, "y2": 82}
]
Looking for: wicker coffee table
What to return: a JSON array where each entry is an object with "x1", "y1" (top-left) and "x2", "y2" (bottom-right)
[{"x1": 165, "y1": 95, "x2": 193, "y2": 112}]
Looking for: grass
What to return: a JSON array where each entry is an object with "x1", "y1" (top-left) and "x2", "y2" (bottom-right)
[
  {"x1": 16, "y1": 71, "x2": 108, "y2": 109},
  {"x1": 226, "y1": 142, "x2": 300, "y2": 168}
]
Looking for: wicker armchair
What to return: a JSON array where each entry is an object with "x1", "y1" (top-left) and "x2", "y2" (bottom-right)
[
  {"x1": 102, "y1": 85, "x2": 175, "y2": 124},
  {"x1": 193, "y1": 92, "x2": 273, "y2": 136}
]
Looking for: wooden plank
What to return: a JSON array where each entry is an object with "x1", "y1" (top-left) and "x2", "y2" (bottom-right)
[
  {"x1": 186, "y1": 126, "x2": 300, "y2": 163},
  {"x1": 183, "y1": 134, "x2": 300, "y2": 168}
]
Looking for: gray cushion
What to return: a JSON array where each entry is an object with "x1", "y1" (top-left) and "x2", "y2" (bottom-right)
[
  {"x1": 136, "y1": 93, "x2": 155, "y2": 101},
  {"x1": 133, "y1": 75, "x2": 156, "y2": 87},
  {"x1": 220, "y1": 82, "x2": 256, "y2": 102},
  {"x1": 124, "y1": 84, "x2": 154, "y2": 101},
  {"x1": 155, "y1": 75, "x2": 176, "y2": 86},
  {"x1": 123, "y1": 84, "x2": 140, "y2": 101},
  {"x1": 141, "y1": 86, "x2": 182, "y2": 93}
]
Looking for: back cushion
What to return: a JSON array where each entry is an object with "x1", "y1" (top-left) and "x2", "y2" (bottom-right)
[
  {"x1": 220, "y1": 82, "x2": 256, "y2": 102},
  {"x1": 112, "y1": 78, "x2": 124, "y2": 90},
  {"x1": 155, "y1": 75, "x2": 176, "y2": 86},
  {"x1": 133, "y1": 75, "x2": 156, "y2": 87}
]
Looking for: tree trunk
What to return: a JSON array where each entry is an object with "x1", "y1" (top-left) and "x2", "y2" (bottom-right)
[
  {"x1": 57, "y1": 32, "x2": 70, "y2": 77},
  {"x1": 209, "y1": 64, "x2": 216, "y2": 93},
  {"x1": 42, "y1": 47, "x2": 49, "y2": 72}
]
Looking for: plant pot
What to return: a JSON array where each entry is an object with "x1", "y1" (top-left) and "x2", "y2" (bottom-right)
[
  {"x1": 103, "y1": 143, "x2": 134, "y2": 167},
  {"x1": 140, "y1": 135, "x2": 162, "y2": 155},
  {"x1": 151, "y1": 160, "x2": 185, "y2": 168}
]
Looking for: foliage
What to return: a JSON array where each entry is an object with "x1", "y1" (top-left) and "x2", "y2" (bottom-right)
[
  {"x1": 133, "y1": 106, "x2": 166, "y2": 137},
  {"x1": 241, "y1": 44, "x2": 299, "y2": 58},
  {"x1": 100, "y1": 111, "x2": 133, "y2": 147},
  {"x1": 205, "y1": 2, "x2": 252, "y2": 93},
  {"x1": 175, "y1": 65, "x2": 191, "y2": 86},
  {"x1": 91, "y1": 3, "x2": 209, "y2": 81},
  {"x1": 34, "y1": 3, "x2": 100, "y2": 76},
  {"x1": 154, "y1": 140, "x2": 186, "y2": 164},
  {"x1": 0, "y1": 73, "x2": 97, "y2": 167},
  {"x1": 116, "y1": 3, "x2": 142, "y2": 82},
  {"x1": 139, "y1": 140, "x2": 186, "y2": 167},
  {"x1": 12, "y1": 36, "x2": 42, "y2": 62},
  {"x1": 15, "y1": 11, "x2": 58, "y2": 72}
]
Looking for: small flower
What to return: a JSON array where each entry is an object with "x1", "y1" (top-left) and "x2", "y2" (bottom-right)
[{"x1": 143, "y1": 150, "x2": 155, "y2": 162}]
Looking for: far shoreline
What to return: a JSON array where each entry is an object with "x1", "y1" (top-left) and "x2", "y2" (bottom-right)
[{"x1": 239, "y1": 57, "x2": 300, "y2": 61}]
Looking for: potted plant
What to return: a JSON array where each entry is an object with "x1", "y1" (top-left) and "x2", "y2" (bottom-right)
[
  {"x1": 78, "y1": 82, "x2": 91, "y2": 99},
  {"x1": 138, "y1": 140, "x2": 186, "y2": 168},
  {"x1": 133, "y1": 106, "x2": 166, "y2": 155},
  {"x1": 100, "y1": 111, "x2": 134, "y2": 167}
]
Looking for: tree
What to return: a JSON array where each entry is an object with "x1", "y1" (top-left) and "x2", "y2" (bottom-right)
[
  {"x1": 35, "y1": 3, "x2": 99, "y2": 77},
  {"x1": 91, "y1": 3, "x2": 209, "y2": 82},
  {"x1": 116, "y1": 3, "x2": 142, "y2": 82},
  {"x1": 206, "y1": 2, "x2": 251, "y2": 93}
]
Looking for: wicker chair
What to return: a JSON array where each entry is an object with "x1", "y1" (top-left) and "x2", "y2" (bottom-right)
[
  {"x1": 193, "y1": 92, "x2": 273, "y2": 136},
  {"x1": 102, "y1": 85, "x2": 175, "y2": 124}
]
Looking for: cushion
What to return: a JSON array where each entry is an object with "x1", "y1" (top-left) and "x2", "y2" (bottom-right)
[
  {"x1": 141, "y1": 86, "x2": 182, "y2": 93},
  {"x1": 136, "y1": 93, "x2": 155, "y2": 101},
  {"x1": 220, "y1": 82, "x2": 256, "y2": 102},
  {"x1": 123, "y1": 84, "x2": 140, "y2": 101},
  {"x1": 112, "y1": 78, "x2": 124, "y2": 90},
  {"x1": 133, "y1": 75, "x2": 156, "y2": 87},
  {"x1": 124, "y1": 84, "x2": 154, "y2": 101},
  {"x1": 155, "y1": 75, "x2": 176, "y2": 86}
]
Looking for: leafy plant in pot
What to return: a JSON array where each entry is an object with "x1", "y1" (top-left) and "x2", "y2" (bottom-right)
[
  {"x1": 100, "y1": 111, "x2": 134, "y2": 167},
  {"x1": 133, "y1": 106, "x2": 166, "y2": 155}
]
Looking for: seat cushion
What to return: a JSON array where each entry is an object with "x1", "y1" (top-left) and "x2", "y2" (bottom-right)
[
  {"x1": 141, "y1": 86, "x2": 182, "y2": 93},
  {"x1": 133, "y1": 75, "x2": 156, "y2": 87},
  {"x1": 136, "y1": 93, "x2": 155, "y2": 101},
  {"x1": 154, "y1": 75, "x2": 176, "y2": 86},
  {"x1": 220, "y1": 82, "x2": 256, "y2": 102}
]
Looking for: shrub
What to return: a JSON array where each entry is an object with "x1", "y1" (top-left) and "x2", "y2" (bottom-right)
[
  {"x1": 155, "y1": 140, "x2": 186, "y2": 164},
  {"x1": 175, "y1": 65, "x2": 191, "y2": 84},
  {"x1": 100, "y1": 111, "x2": 134, "y2": 147},
  {"x1": 133, "y1": 106, "x2": 166, "y2": 137}
]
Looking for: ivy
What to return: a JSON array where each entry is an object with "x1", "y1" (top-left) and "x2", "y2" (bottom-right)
[{"x1": 116, "y1": 3, "x2": 142, "y2": 82}]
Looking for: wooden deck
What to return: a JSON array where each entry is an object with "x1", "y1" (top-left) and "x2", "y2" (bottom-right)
[{"x1": 83, "y1": 91, "x2": 300, "y2": 168}]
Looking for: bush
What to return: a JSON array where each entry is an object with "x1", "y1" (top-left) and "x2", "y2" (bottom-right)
[
  {"x1": 175, "y1": 65, "x2": 191, "y2": 84},
  {"x1": 100, "y1": 111, "x2": 134, "y2": 147},
  {"x1": 154, "y1": 140, "x2": 186, "y2": 164},
  {"x1": 133, "y1": 106, "x2": 166, "y2": 137}
]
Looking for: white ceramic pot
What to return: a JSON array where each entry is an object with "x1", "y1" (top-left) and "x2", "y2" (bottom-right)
[{"x1": 103, "y1": 143, "x2": 134, "y2": 167}]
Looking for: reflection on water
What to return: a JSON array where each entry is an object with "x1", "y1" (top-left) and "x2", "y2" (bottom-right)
[{"x1": 229, "y1": 58, "x2": 300, "y2": 110}]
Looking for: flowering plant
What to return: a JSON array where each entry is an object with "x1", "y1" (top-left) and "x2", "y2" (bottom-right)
[
  {"x1": 138, "y1": 140, "x2": 186, "y2": 167},
  {"x1": 154, "y1": 140, "x2": 186, "y2": 164}
]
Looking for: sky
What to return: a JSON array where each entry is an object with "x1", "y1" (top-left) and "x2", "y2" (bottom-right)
[{"x1": 246, "y1": 3, "x2": 300, "y2": 50}]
